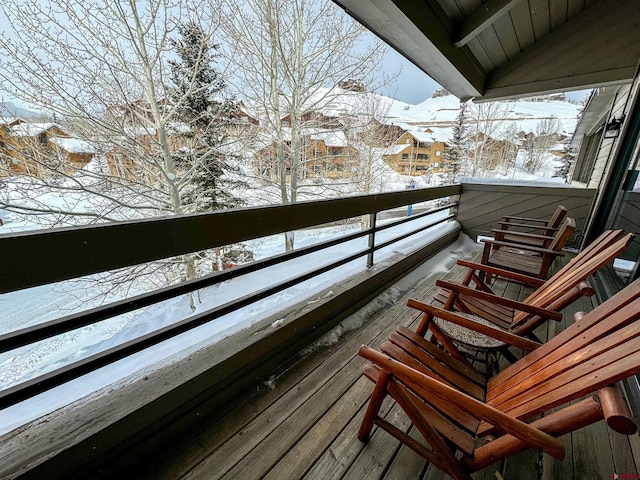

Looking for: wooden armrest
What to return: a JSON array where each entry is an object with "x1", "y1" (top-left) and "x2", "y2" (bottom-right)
[
  {"x1": 492, "y1": 229, "x2": 555, "y2": 241},
  {"x1": 502, "y1": 215, "x2": 549, "y2": 224},
  {"x1": 456, "y1": 259, "x2": 545, "y2": 287},
  {"x1": 498, "y1": 221, "x2": 559, "y2": 232},
  {"x1": 598, "y1": 385, "x2": 637, "y2": 434},
  {"x1": 407, "y1": 300, "x2": 543, "y2": 351},
  {"x1": 358, "y1": 345, "x2": 564, "y2": 459},
  {"x1": 435, "y1": 280, "x2": 563, "y2": 321},
  {"x1": 481, "y1": 239, "x2": 566, "y2": 256}
]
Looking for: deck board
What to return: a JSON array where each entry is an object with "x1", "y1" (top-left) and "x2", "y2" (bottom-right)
[{"x1": 138, "y1": 248, "x2": 639, "y2": 480}]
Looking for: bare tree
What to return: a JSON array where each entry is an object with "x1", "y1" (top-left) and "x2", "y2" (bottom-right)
[
  {"x1": 466, "y1": 101, "x2": 513, "y2": 177},
  {"x1": 524, "y1": 116, "x2": 562, "y2": 174},
  {"x1": 216, "y1": 0, "x2": 389, "y2": 249},
  {"x1": 0, "y1": 0, "x2": 244, "y2": 306},
  {"x1": 342, "y1": 92, "x2": 397, "y2": 229},
  {"x1": 497, "y1": 122, "x2": 520, "y2": 175}
]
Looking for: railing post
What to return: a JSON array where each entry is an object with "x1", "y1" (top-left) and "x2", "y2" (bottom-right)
[{"x1": 367, "y1": 213, "x2": 377, "y2": 267}]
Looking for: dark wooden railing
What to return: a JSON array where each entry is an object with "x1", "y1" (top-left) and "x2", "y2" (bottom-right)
[{"x1": 0, "y1": 185, "x2": 459, "y2": 409}]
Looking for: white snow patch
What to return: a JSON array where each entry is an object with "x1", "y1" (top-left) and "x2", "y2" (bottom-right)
[
  {"x1": 271, "y1": 319, "x2": 285, "y2": 329},
  {"x1": 300, "y1": 233, "x2": 481, "y2": 356}
]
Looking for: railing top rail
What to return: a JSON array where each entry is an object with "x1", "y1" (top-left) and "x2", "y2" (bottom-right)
[
  {"x1": 0, "y1": 185, "x2": 460, "y2": 294},
  {"x1": 460, "y1": 181, "x2": 596, "y2": 197}
]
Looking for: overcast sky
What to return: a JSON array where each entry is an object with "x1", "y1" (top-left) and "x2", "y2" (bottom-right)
[{"x1": 377, "y1": 48, "x2": 442, "y2": 104}]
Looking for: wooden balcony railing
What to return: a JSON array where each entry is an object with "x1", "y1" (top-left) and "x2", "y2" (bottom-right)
[{"x1": 0, "y1": 185, "x2": 459, "y2": 410}]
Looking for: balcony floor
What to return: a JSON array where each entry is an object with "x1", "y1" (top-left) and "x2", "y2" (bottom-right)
[{"x1": 137, "y1": 248, "x2": 640, "y2": 480}]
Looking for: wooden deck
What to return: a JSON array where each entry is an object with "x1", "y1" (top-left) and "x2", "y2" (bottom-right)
[{"x1": 137, "y1": 249, "x2": 640, "y2": 480}]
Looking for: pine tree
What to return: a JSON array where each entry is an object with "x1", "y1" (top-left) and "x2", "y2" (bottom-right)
[
  {"x1": 554, "y1": 144, "x2": 576, "y2": 183},
  {"x1": 443, "y1": 102, "x2": 468, "y2": 184},
  {"x1": 169, "y1": 21, "x2": 245, "y2": 212}
]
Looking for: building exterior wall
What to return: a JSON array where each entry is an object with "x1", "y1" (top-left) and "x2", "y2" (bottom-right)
[{"x1": 383, "y1": 131, "x2": 446, "y2": 175}]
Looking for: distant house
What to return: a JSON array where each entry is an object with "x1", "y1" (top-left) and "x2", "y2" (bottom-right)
[
  {"x1": 230, "y1": 101, "x2": 259, "y2": 127},
  {"x1": 2, "y1": 122, "x2": 70, "y2": 176},
  {"x1": 50, "y1": 137, "x2": 98, "y2": 171},
  {"x1": 468, "y1": 132, "x2": 518, "y2": 171},
  {"x1": 362, "y1": 119, "x2": 405, "y2": 148},
  {"x1": 338, "y1": 79, "x2": 365, "y2": 92},
  {"x1": 305, "y1": 130, "x2": 358, "y2": 179},
  {"x1": 280, "y1": 111, "x2": 343, "y2": 129},
  {"x1": 254, "y1": 129, "x2": 358, "y2": 181},
  {"x1": 382, "y1": 128, "x2": 447, "y2": 175}
]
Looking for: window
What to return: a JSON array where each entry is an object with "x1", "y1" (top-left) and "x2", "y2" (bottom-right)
[
  {"x1": 405, "y1": 138, "x2": 411, "y2": 144},
  {"x1": 432, "y1": 162, "x2": 439, "y2": 167},
  {"x1": 435, "y1": 150, "x2": 441, "y2": 156},
  {"x1": 573, "y1": 133, "x2": 600, "y2": 184}
]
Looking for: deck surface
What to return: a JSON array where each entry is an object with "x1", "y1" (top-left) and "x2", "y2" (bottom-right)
[{"x1": 138, "y1": 248, "x2": 640, "y2": 480}]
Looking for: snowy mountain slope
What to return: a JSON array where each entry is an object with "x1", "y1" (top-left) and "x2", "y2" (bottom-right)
[{"x1": 243, "y1": 86, "x2": 583, "y2": 145}]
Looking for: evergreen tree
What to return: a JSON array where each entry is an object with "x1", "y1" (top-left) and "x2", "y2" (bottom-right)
[
  {"x1": 443, "y1": 102, "x2": 468, "y2": 184},
  {"x1": 169, "y1": 21, "x2": 245, "y2": 212},
  {"x1": 554, "y1": 144, "x2": 576, "y2": 183}
]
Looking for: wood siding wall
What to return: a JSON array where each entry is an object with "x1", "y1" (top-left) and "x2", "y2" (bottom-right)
[
  {"x1": 587, "y1": 85, "x2": 632, "y2": 189},
  {"x1": 457, "y1": 182, "x2": 596, "y2": 247}
]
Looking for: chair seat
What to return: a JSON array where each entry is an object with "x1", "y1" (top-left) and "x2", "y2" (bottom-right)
[
  {"x1": 435, "y1": 313, "x2": 506, "y2": 350},
  {"x1": 434, "y1": 287, "x2": 514, "y2": 329},
  {"x1": 488, "y1": 249, "x2": 545, "y2": 276},
  {"x1": 482, "y1": 216, "x2": 576, "y2": 280}
]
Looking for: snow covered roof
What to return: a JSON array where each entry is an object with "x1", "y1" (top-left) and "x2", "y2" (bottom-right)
[
  {"x1": 166, "y1": 122, "x2": 192, "y2": 134},
  {"x1": 308, "y1": 130, "x2": 349, "y2": 147},
  {"x1": 382, "y1": 144, "x2": 409, "y2": 156},
  {"x1": 124, "y1": 125, "x2": 157, "y2": 138},
  {"x1": 50, "y1": 137, "x2": 98, "y2": 154},
  {"x1": 11, "y1": 122, "x2": 66, "y2": 137},
  {"x1": 408, "y1": 130, "x2": 439, "y2": 143},
  {"x1": 0, "y1": 117, "x2": 21, "y2": 126},
  {"x1": 422, "y1": 127, "x2": 452, "y2": 143}
]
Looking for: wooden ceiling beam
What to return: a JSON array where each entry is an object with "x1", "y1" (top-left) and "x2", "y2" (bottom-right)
[
  {"x1": 479, "y1": 68, "x2": 635, "y2": 102},
  {"x1": 454, "y1": 0, "x2": 526, "y2": 47},
  {"x1": 332, "y1": 0, "x2": 486, "y2": 100}
]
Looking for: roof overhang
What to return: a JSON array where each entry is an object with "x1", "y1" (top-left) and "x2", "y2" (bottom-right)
[{"x1": 333, "y1": 0, "x2": 640, "y2": 101}]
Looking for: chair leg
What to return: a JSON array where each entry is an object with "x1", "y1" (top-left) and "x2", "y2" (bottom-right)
[
  {"x1": 358, "y1": 369, "x2": 391, "y2": 442},
  {"x1": 500, "y1": 348, "x2": 519, "y2": 365}
]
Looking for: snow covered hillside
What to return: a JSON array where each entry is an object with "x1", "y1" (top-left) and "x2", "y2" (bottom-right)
[{"x1": 281, "y1": 86, "x2": 583, "y2": 140}]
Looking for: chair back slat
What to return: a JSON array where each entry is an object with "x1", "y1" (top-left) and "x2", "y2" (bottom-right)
[
  {"x1": 492, "y1": 318, "x2": 640, "y2": 419},
  {"x1": 546, "y1": 217, "x2": 575, "y2": 251},
  {"x1": 543, "y1": 205, "x2": 568, "y2": 236},
  {"x1": 481, "y1": 278, "x2": 640, "y2": 430},
  {"x1": 511, "y1": 230, "x2": 632, "y2": 327}
]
